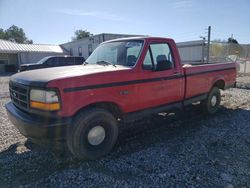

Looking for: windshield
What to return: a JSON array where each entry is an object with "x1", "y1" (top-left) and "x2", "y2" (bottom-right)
[
  {"x1": 86, "y1": 40, "x2": 144, "y2": 67},
  {"x1": 36, "y1": 56, "x2": 52, "y2": 64}
]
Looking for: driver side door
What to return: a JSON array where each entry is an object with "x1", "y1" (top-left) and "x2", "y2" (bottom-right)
[{"x1": 137, "y1": 42, "x2": 183, "y2": 110}]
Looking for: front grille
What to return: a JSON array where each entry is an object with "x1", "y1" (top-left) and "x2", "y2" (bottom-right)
[{"x1": 9, "y1": 81, "x2": 29, "y2": 111}]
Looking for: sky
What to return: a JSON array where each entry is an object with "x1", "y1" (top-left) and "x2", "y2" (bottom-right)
[{"x1": 0, "y1": 0, "x2": 249, "y2": 44}]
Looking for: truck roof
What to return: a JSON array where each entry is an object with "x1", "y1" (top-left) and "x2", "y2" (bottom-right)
[{"x1": 103, "y1": 36, "x2": 173, "y2": 43}]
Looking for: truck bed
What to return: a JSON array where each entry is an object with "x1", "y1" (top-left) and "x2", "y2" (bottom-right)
[{"x1": 183, "y1": 62, "x2": 236, "y2": 99}]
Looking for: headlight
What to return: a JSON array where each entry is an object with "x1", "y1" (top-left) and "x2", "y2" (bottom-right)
[{"x1": 30, "y1": 89, "x2": 60, "y2": 111}]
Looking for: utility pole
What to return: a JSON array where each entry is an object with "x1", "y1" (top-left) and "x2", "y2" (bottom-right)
[
  {"x1": 207, "y1": 26, "x2": 211, "y2": 63},
  {"x1": 200, "y1": 36, "x2": 206, "y2": 63}
]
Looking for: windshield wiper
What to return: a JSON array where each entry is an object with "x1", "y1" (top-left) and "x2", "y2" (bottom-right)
[{"x1": 96, "y1": 60, "x2": 116, "y2": 67}]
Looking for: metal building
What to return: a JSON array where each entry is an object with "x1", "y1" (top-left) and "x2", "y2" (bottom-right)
[
  {"x1": 177, "y1": 40, "x2": 206, "y2": 64},
  {"x1": 0, "y1": 39, "x2": 68, "y2": 72}
]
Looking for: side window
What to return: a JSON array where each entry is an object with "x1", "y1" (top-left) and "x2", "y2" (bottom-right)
[
  {"x1": 59, "y1": 57, "x2": 67, "y2": 66},
  {"x1": 54, "y1": 57, "x2": 64, "y2": 67},
  {"x1": 46, "y1": 57, "x2": 57, "y2": 67},
  {"x1": 143, "y1": 43, "x2": 174, "y2": 70},
  {"x1": 150, "y1": 43, "x2": 174, "y2": 68},
  {"x1": 142, "y1": 50, "x2": 153, "y2": 70},
  {"x1": 65, "y1": 57, "x2": 75, "y2": 65},
  {"x1": 75, "y1": 57, "x2": 84, "y2": 64}
]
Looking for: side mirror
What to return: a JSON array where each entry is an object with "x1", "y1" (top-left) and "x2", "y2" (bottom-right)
[{"x1": 156, "y1": 60, "x2": 172, "y2": 71}]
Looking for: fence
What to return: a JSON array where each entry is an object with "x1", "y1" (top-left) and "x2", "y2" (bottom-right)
[
  {"x1": 177, "y1": 40, "x2": 250, "y2": 73},
  {"x1": 210, "y1": 42, "x2": 250, "y2": 73}
]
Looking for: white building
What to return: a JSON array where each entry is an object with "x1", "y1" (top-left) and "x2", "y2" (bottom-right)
[{"x1": 0, "y1": 39, "x2": 68, "y2": 72}]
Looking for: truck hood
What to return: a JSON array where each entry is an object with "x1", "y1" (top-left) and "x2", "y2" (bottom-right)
[{"x1": 11, "y1": 65, "x2": 130, "y2": 87}]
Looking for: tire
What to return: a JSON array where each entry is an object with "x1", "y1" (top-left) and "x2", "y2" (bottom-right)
[
  {"x1": 201, "y1": 87, "x2": 221, "y2": 115},
  {"x1": 67, "y1": 108, "x2": 118, "y2": 160}
]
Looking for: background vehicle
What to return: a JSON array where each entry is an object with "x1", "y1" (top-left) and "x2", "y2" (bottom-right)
[
  {"x1": 19, "y1": 56, "x2": 85, "y2": 71},
  {"x1": 6, "y1": 37, "x2": 236, "y2": 160}
]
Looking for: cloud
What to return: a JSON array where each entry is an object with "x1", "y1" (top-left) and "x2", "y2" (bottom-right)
[
  {"x1": 173, "y1": 0, "x2": 193, "y2": 11},
  {"x1": 55, "y1": 9, "x2": 124, "y2": 21}
]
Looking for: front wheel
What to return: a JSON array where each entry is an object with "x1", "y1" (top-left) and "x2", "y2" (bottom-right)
[
  {"x1": 67, "y1": 108, "x2": 118, "y2": 160},
  {"x1": 201, "y1": 87, "x2": 221, "y2": 115}
]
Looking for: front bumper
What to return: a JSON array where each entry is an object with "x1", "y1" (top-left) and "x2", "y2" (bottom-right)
[{"x1": 5, "y1": 102, "x2": 72, "y2": 141}]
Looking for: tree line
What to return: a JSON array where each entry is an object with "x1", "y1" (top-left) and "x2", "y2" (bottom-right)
[
  {"x1": 0, "y1": 25, "x2": 33, "y2": 44},
  {"x1": 0, "y1": 25, "x2": 92, "y2": 44}
]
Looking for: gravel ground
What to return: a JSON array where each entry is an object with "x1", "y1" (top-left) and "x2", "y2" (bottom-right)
[
  {"x1": 0, "y1": 74, "x2": 250, "y2": 188},
  {"x1": 237, "y1": 75, "x2": 250, "y2": 90}
]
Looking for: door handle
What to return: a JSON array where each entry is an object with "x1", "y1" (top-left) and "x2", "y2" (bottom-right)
[
  {"x1": 173, "y1": 73, "x2": 181, "y2": 75},
  {"x1": 120, "y1": 90, "x2": 129, "y2": 95},
  {"x1": 173, "y1": 73, "x2": 183, "y2": 78}
]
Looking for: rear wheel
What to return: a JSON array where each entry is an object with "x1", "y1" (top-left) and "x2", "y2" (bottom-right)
[
  {"x1": 201, "y1": 87, "x2": 221, "y2": 114},
  {"x1": 67, "y1": 108, "x2": 118, "y2": 160}
]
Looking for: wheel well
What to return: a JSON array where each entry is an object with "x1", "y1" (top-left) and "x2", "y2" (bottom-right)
[
  {"x1": 213, "y1": 80, "x2": 225, "y2": 90},
  {"x1": 76, "y1": 102, "x2": 123, "y2": 119}
]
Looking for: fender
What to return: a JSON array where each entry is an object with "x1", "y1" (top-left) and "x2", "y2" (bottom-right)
[
  {"x1": 211, "y1": 75, "x2": 225, "y2": 90},
  {"x1": 58, "y1": 88, "x2": 126, "y2": 117}
]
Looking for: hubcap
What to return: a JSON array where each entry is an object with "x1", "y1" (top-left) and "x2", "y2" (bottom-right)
[
  {"x1": 211, "y1": 96, "x2": 217, "y2": 107},
  {"x1": 87, "y1": 126, "x2": 106, "y2": 146}
]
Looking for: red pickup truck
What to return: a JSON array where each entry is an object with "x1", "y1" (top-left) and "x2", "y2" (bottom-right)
[{"x1": 6, "y1": 37, "x2": 236, "y2": 160}]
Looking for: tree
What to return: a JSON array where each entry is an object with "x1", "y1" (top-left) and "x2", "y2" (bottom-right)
[
  {"x1": 228, "y1": 37, "x2": 238, "y2": 44},
  {"x1": 0, "y1": 28, "x2": 5, "y2": 39},
  {"x1": 0, "y1": 25, "x2": 33, "y2": 44},
  {"x1": 227, "y1": 37, "x2": 242, "y2": 56},
  {"x1": 72, "y1": 29, "x2": 91, "y2": 41},
  {"x1": 211, "y1": 43, "x2": 224, "y2": 57}
]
